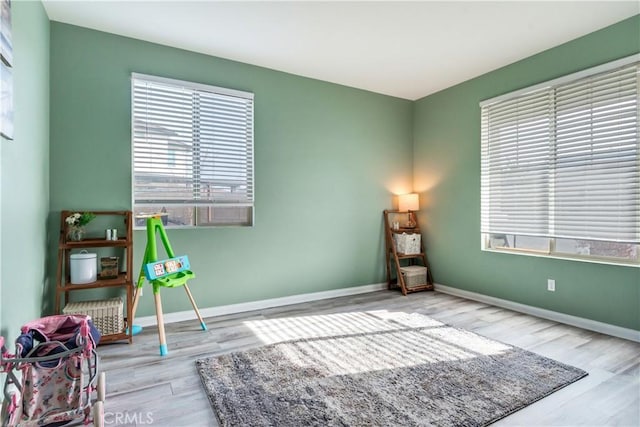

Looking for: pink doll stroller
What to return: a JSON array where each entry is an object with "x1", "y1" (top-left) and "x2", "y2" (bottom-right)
[{"x1": 0, "y1": 314, "x2": 105, "y2": 426}]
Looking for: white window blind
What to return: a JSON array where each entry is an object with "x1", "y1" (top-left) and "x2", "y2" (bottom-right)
[
  {"x1": 132, "y1": 73, "x2": 254, "y2": 227},
  {"x1": 481, "y1": 89, "x2": 553, "y2": 237},
  {"x1": 481, "y1": 56, "x2": 640, "y2": 263}
]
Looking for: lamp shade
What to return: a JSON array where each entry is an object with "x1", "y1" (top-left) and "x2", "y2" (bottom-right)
[{"x1": 398, "y1": 193, "x2": 419, "y2": 212}]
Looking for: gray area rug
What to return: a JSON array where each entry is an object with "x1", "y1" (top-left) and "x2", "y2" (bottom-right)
[{"x1": 196, "y1": 311, "x2": 587, "y2": 426}]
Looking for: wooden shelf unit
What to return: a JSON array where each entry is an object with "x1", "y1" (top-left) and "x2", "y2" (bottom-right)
[
  {"x1": 55, "y1": 210, "x2": 134, "y2": 344},
  {"x1": 383, "y1": 209, "x2": 434, "y2": 295}
]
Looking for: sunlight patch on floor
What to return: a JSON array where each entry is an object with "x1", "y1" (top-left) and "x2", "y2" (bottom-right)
[{"x1": 244, "y1": 311, "x2": 512, "y2": 375}]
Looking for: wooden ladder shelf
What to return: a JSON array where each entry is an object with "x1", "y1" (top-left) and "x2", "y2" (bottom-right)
[{"x1": 383, "y1": 209, "x2": 434, "y2": 295}]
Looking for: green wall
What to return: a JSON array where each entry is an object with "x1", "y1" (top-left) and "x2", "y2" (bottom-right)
[
  {"x1": 44, "y1": 15, "x2": 640, "y2": 331},
  {"x1": 413, "y1": 15, "x2": 640, "y2": 330},
  {"x1": 48, "y1": 23, "x2": 414, "y2": 318},
  {"x1": 0, "y1": 1, "x2": 50, "y2": 337}
]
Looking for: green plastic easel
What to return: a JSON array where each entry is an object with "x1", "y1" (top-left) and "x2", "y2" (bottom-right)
[{"x1": 131, "y1": 216, "x2": 207, "y2": 356}]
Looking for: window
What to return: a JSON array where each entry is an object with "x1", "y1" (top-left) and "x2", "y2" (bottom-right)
[
  {"x1": 132, "y1": 73, "x2": 254, "y2": 227},
  {"x1": 481, "y1": 55, "x2": 640, "y2": 265}
]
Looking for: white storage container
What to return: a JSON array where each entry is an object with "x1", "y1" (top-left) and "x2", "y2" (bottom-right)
[
  {"x1": 70, "y1": 250, "x2": 97, "y2": 284},
  {"x1": 394, "y1": 233, "x2": 421, "y2": 255}
]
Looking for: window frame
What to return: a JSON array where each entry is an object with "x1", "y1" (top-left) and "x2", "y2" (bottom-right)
[
  {"x1": 480, "y1": 54, "x2": 640, "y2": 267},
  {"x1": 481, "y1": 234, "x2": 640, "y2": 267},
  {"x1": 131, "y1": 73, "x2": 255, "y2": 229}
]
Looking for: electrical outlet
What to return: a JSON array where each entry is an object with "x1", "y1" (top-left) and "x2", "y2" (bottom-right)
[{"x1": 547, "y1": 279, "x2": 556, "y2": 292}]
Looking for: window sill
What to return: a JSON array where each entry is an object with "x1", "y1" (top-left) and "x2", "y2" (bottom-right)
[
  {"x1": 133, "y1": 224, "x2": 253, "y2": 231},
  {"x1": 481, "y1": 247, "x2": 640, "y2": 268}
]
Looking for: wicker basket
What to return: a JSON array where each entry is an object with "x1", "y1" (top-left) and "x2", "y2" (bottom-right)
[
  {"x1": 399, "y1": 265, "x2": 428, "y2": 288},
  {"x1": 100, "y1": 256, "x2": 119, "y2": 279},
  {"x1": 63, "y1": 297, "x2": 124, "y2": 335}
]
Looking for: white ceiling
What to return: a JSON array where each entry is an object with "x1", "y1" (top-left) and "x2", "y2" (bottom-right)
[{"x1": 42, "y1": 1, "x2": 639, "y2": 100}]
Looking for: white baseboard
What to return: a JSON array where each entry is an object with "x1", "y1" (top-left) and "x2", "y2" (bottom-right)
[
  {"x1": 132, "y1": 280, "x2": 639, "y2": 343},
  {"x1": 435, "y1": 283, "x2": 640, "y2": 343},
  {"x1": 133, "y1": 282, "x2": 388, "y2": 327}
]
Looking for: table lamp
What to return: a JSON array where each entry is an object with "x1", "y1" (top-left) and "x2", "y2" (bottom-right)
[{"x1": 398, "y1": 193, "x2": 419, "y2": 228}]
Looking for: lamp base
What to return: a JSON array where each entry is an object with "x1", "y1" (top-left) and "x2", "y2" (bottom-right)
[{"x1": 405, "y1": 212, "x2": 416, "y2": 228}]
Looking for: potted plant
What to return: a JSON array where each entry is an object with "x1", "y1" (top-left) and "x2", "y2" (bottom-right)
[{"x1": 65, "y1": 212, "x2": 96, "y2": 241}]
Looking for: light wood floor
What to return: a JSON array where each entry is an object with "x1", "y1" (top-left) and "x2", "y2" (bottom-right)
[{"x1": 97, "y1": 290, "x2": 640, "y2": 426}]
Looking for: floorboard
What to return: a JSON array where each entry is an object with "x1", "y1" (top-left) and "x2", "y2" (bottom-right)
[{"x1": 97, "y1": 290, "x2": 639, "y2": 426}]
